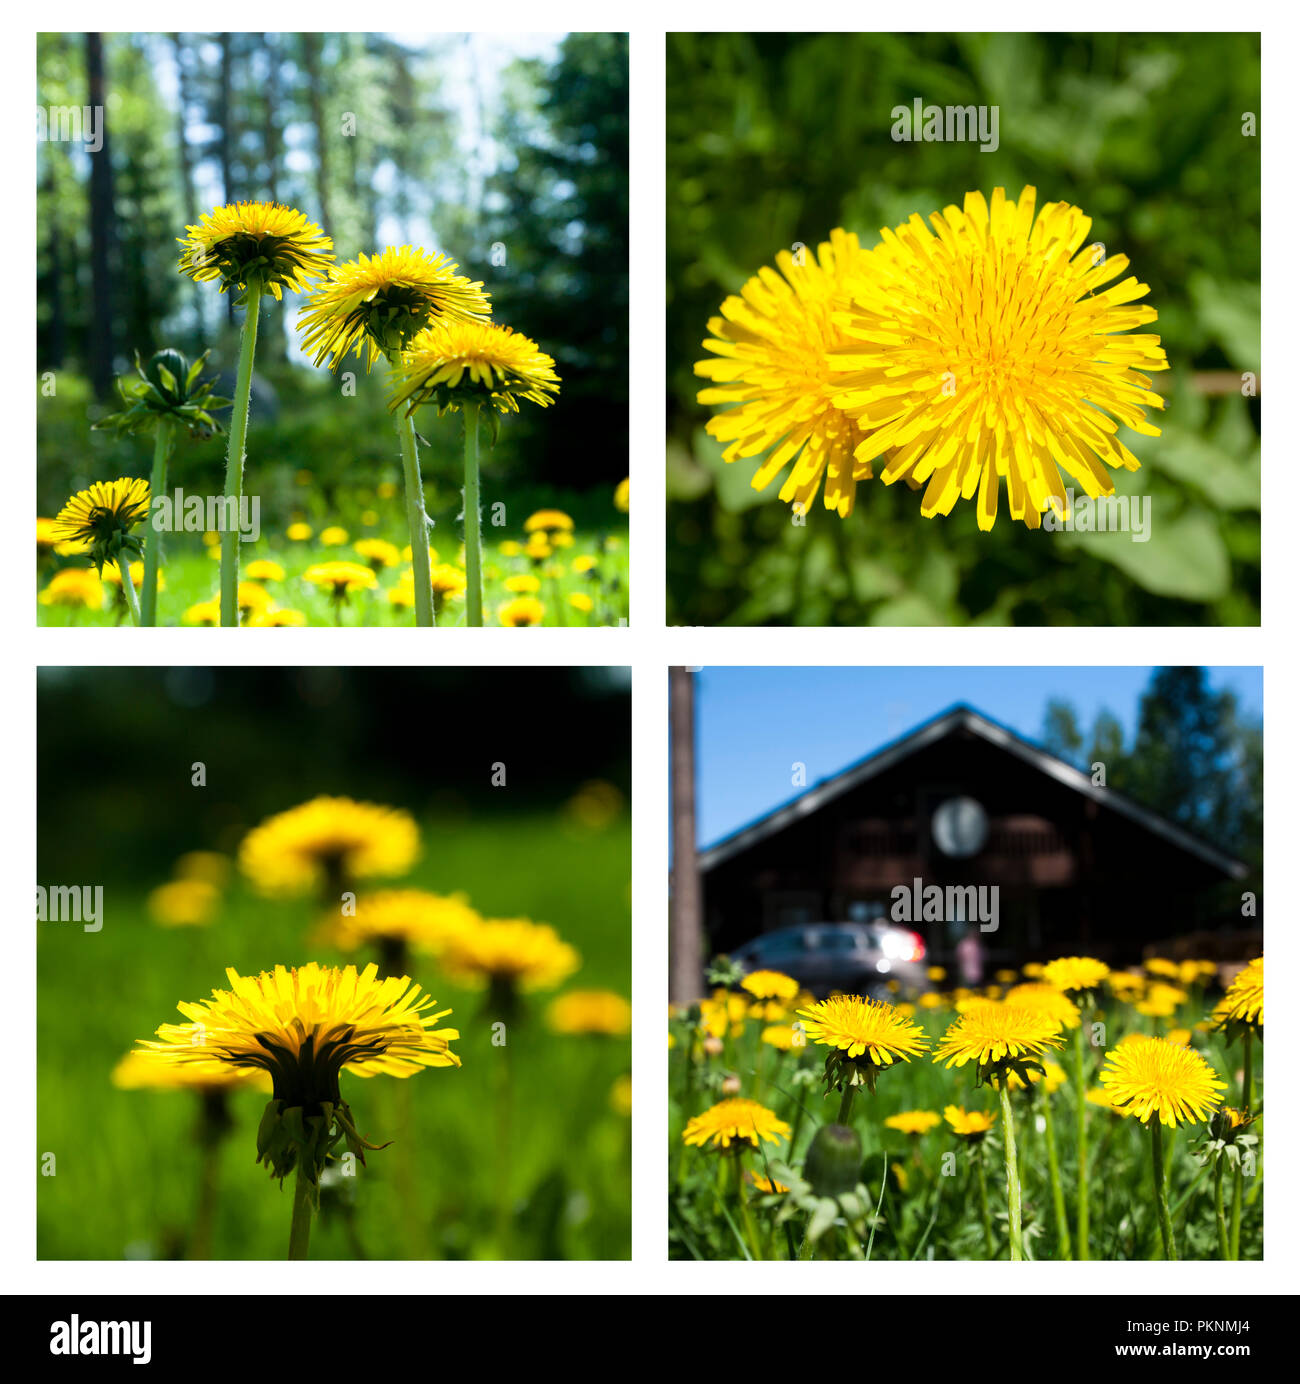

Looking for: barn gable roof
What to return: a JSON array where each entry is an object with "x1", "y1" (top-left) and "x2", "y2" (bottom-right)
[{"x1": 698, "y1": 704, "x2": 1247, "y2": 879}]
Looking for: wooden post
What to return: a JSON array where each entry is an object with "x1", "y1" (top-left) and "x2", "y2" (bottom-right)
[{"x1": 670, "y1": 667, "x2": 704, "y2": 1006}]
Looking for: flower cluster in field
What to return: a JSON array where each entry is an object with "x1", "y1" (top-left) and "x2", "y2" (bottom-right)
[
  {"x1": 115, "y1": 794, "x2": 630, "y2": 1259},
  {"x1": 38, "y1": 200, "x2": 620, "y2": 629},
  {"x1": 669, "y1": 954, "x2": 1261, "y2": 1261},
  {"x1": 695, "y1": 186, "x2": 1168, "y2": 530},
  {"x1": 38, "y1": 487, "x2": 629, "y2": 628}
]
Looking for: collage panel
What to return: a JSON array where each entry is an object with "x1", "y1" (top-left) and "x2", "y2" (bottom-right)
[
  {"x1": 37, "y1": 32, "x2": 629, "y2": 629},
  {"x1": 666, "y1": 32, "x2": 1260, "y2": 627},
  {"x1": 669, "y1": 666, "x2": 1263, "y2": 1262},
  {"x1": 36, "y1": 666, "x2": 631, "y2": 1261}
]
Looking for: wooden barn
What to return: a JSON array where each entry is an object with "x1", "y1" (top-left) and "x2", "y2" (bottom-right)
[{"x1": 698, "y1": 705, "x2": 1249, "y2": 969}]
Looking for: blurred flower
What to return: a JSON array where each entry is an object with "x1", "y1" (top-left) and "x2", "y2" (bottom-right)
[
  {"x1": 319, "y1": 526, "x2": 349, "y2": 546},
  {"x1": 546, "y1": 989, "x2": 632, "y2": 1037},
  {"x1": 247, "y1": 606, "x2": 307, "y2": 627},
  {"x1": 740, "y1": 969, "x2": 799, "y2": 1002},
  {"x1": 174, "y1": 851, "x2": 231, "y2": 887},
  {"x1": 320, "y1": 888, "x2": 481, "y2": 956},
  {"x1": 286, "y1": 523, "x2": 313, "y2": 541},
  {"x1": 1100, "y1": 1035, "x2": 1225, "y2": 1127},
  {"x1": 523, "y1": 509, "x2": 575, "y2": 536},
  {"x1": 572, "y1": 554, "x2": 598, "y2": 574},
  {"x1": 760, "y1": 1023, "x2": 803, "y2": 1052},
  {"x1": 112, "y1": 1049, "x2": 269, "y2": 1093},
  {"x1": 147, "y1": 878, "x2": 220, "y2": 928},
  {"x1": 944, "y1": 1105, "x2": 996, "y2": 1140},
  {"x1": 830, "y1": 186, "x2": 1167, "y2": 530},
  {"x1": 1213, "y1": 956, "x2": 1263, "y2": 1033},
  {"x1": 1136, "y1": 982, "x2": 1187, "y2": 1019},
  {"x1": 303, "y1": 561, "x2": 378, "y2": 602},
  {"x1": 178, "y1": 201, "x2": 333, "y2": 301},
  {"x1": 354, "y1": 538, "x2": 401, "y2": 571},
  {"x1": 885, "y1": 1109, "x2": 941, "y2": 1135},
  {"x1": 565, "y1": 779, "x2": 624, "y2": 829},
  {"x1": 504, "y1": 573, "x2": 541, "y2": 594},
  {"x1": 440, "y1": 918, "x2": 580, "y2": 993},
  {"x1": 183, "y1": 599, "x2": 221, "y2": 626},
  {"x1": 499, "y1": 596, "x2": 545, "y2": 627},
  {"x1": 682, "y1": 1097, "x2": 790, "y2": 1152},
  {"x1": 236, "y1": 581, "x2": 273, "y2": 620},
  {"x1": 748, "y1": 1170, "x2": 788, "y2": 1194},
  {"x1": 1042, "y1": 955, "x2": 1111, "y2": 995},
  {"x1": 244, "y1": 559, "x2": 285, "y2": 582},
  {"x1": 39, "y1": 568, "x2": 103, "y2": 610},
  {"x1": 36, "y1": 516, "x2": 61, "y2": 553},
  {"x1": 568, "y1": 591, "x2": 594, "y2": 614},
  {"x1": 1004, "y1": 982, "x2": 1081, "y2": 1030},
  {"x1": 695, "y1": 227, "x2": 867, "y2": 516},
  {"x1": 613, "y1": 477, "x2": 629, "y2": 512},
  {"x1": 239, "y1": 796, "x2": 420, "y2": 898},
  {"x1": 610, "y1": 1073, "x2": 632, "y2": 1118},
  {"x1": 299, "y1": 245, "x2": 490, "y2": 369}
]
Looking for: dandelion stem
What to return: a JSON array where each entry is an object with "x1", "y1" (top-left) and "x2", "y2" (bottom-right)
[
  {"x1": 388, "y1": 381, "x2": 434, "y2": 629},
  {"x1": 837, "y1": 1086, "x2": 855, "y2": 1126},
  {"x1": 998, "y1": 1081, "x2": 1023, "y2": 1261},
  {"x1": 1149, "y1": 1117, "x2": 1177, "y2": 1260},
  {"x1": 1074, "y1": 1023, "x2": 1090, "y2": 1260},
  {"x1": 1214, "y1": 1157, "x2": 1230, "y2": 1260},
  {"x1": 494, "y1": 1033, "x2": 513, "y2": 1255},
  {"x1": 732, "y1": 1155, "x2": 764, "y2": 1261},
  {"x1": 974, "y1": 1152, "x2": 995, "y2": 1257},
  {"x1": 117, "y1": 554, "x2": 142, "y2": 626},
  {"x1": 1041, "y1": 1086, "x2": 1071, "y2": 1259},
  {"x1": 463, "y1": 403, "x2": 483, "y2": 626},
  {"x1": 1230, "y1": 1032, "x2": 1252, "y2": 1258},
  {"x1": 287, "y1": 1160, "x2": 314, "y2": 1260},
  {"x1": 140, "y1": 421, "x2": 174, "y2": 626},
  {"x1": 220, "y1": 285, "x2": 261, "y2": 627}
]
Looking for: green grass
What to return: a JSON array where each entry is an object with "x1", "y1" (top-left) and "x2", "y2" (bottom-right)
[
  {"x1": 669, "y1": 993, "x2": 1261, "y2": 1261},
  {"x1": 38, "y1": 813, "x2": 631, "y2": 1260}
]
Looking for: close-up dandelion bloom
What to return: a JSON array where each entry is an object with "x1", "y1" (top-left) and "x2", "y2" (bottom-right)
[
  {"x1": 1099, "y1": 1035, "x2": 1225, "y2": 1127},
  {"x1": 390, "y1": 319, "x2": 560, "y2": 416},
  {"x1": 682, "y1": 1097, "x2": 791, "y2": 1151},
  {"x1": 933, "y1": 1003, "x2": 1065, "y2": 1076},
  {"x1": 177, "y1": 201, "x2": 333, "y2": 301},
  {"x1": 695, "y1": 228, "x2": 870, "y2": 516},
  {"x1": 238, "y1": 796, "x2": 420, "y2": 897},
  {"x1": 297, "y1": 245, "x2": 491, "y2": 370},
  {"x1": 51, "y1": 477, "x2": 151, "y2": 570},
  {"x1": 827, "y1": 186, "x2": 1167, "y2": 530},
  {"x1": 798, "y1": 994, "x2": 930, "y2": 1065}
]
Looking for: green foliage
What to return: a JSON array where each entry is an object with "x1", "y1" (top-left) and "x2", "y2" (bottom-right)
[{"x1": 667, "y1": 33, "x2": 1260, "y2": 625}]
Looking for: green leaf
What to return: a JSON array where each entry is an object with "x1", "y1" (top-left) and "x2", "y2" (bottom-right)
[{"x1": 1064, "y1": 505, "x2": 1230, "y2": 601}]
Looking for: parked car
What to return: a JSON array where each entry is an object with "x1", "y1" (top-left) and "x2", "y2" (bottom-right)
[{"x1": 729, "y1": 921, "x2": 929, "y2": 999}]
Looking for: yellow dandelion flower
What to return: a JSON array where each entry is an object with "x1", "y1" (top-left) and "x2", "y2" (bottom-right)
[
  {"x1": 391, "y1": 319, "x2": 559, "y2": 416},
  {"x1": 51, "y1": 477, "x2": 151, "y2": 571},
  {"x1": 798, "y1": 995, "x2": 929, "y2": 1093},
  {"x1": 1166, "y1": 1028, "x2": 1193, "y2": 1048},
  {"x1": 1146, "y1": 957, "x2": 1180, "y2": 979},
  {"x1": 439, "y1": 918, "x2": 580, "y2": 993},
  {"x1": 546, "y1": 989, "x2": 632, "y2": 1037},
  {"x1": 682, "y1": 1097, "x2": 790, "y2": 1152},
  {"x1": 147, "y1": 878, "x2": 220, "y2": 928},
  {"x1": 177, "y1": 201, "x2": 332, "y2": 301},
  {"x1": 237, "y1": 581, "x2": 273, "y2": 619},
  {"x1": 1136, "y1": 982, "x2": 1187, "y2": 1019},
  {"x1": 354, "y1": 538, "x2": 401, "y2": 570},
  {"x1": 287, "y1": 522, "x2": 313, "y2": 541},
  {"x1": 319, "y1": 888, "x2": 481, "y2": 956},
  {"x1": 610, "y1": 1073, "x2": 633, "y2": 1117},
  {"x1": 614, "y1": 477, "x2": 629, "y2": 512},
  {"x1": 303, "y1": 561, "x2": 378, "y2": 599},
  {"x1": 182, "y1": 598, "x2": 221, "y2": 626},
  {"x1": 760, "y1": 1023, "x2": 804, "y2": 1052},
  {"x1": 39, "y1": 567, "x2": 104, "y2": 610},
  {"x1": 1042, "y1": 955, "x2": 1111, "y2": 994},
  {"x1": 112, "y1": 1048, "x2": 269, "y2": 1094},
  {"x1": 884, "y1": 1109, "x2": 941, "y2": 1135},
  {"x1": 1099, "y1": 1034, "x2": 1225, "y2": 1127},
  {"x1": 247, "y1": 606, "x2": 307, "y2": 627},
  {"x1": 944, "y1": 1104, "x2": 996, "y2": 1138},
  {"x1": 748, "y1": 1170, "x2": 789, "y2": 1195},
  {"x1": 1213, "y1": 956, "x2": 1263, "y2": 1032},
  {"x1": 298, "y1": 245, "x2": 490, "y2": 370},
  {"x1": 239, "y1": 796, "x2": 420, "y2": 898},
  {"x1": 429, "y1": 564, "x2": 467, "y2": 597},
  {"x1": 499, "y1": 596, "x2": 545, "y2": 627},
  {"x1": 1004, "y1": 982, "x2": 1082, "y2": 1030},
  {"x1": 523, "y1": 509, "x2": 575, "y2": 535},
  {"x1": 740, "y1": 969, "x2": 800, "y2": 1002},
  {"x1": 504, "y1": 573, "x2": 541, "y2": 594},
  {"x1": 829, "y1": 186, "x2": 1167, "y2": 529},
  {"x1": 695, "y1": 228, "x2": 869, "y2": 517},
  {"x1": 244, "y1": 559, "x2": 285, "y2": 582},
  {"x1": 933, "y1": 1003, "x2": 1065, "y2": 1081},
  {"x1": 319, "y1": 526, "x2": 349, "y2": 546},
  {"x1": 36, "y1": 516, "x2": 62, "y2": 551},
  {"x1": 568, "y1": 591, "x2": 594, "y2": 614}
]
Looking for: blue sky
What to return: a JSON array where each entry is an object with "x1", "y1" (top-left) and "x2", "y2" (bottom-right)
[{"x1": 693, "y1": 666, "x2": 1263, "y2": 848}]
